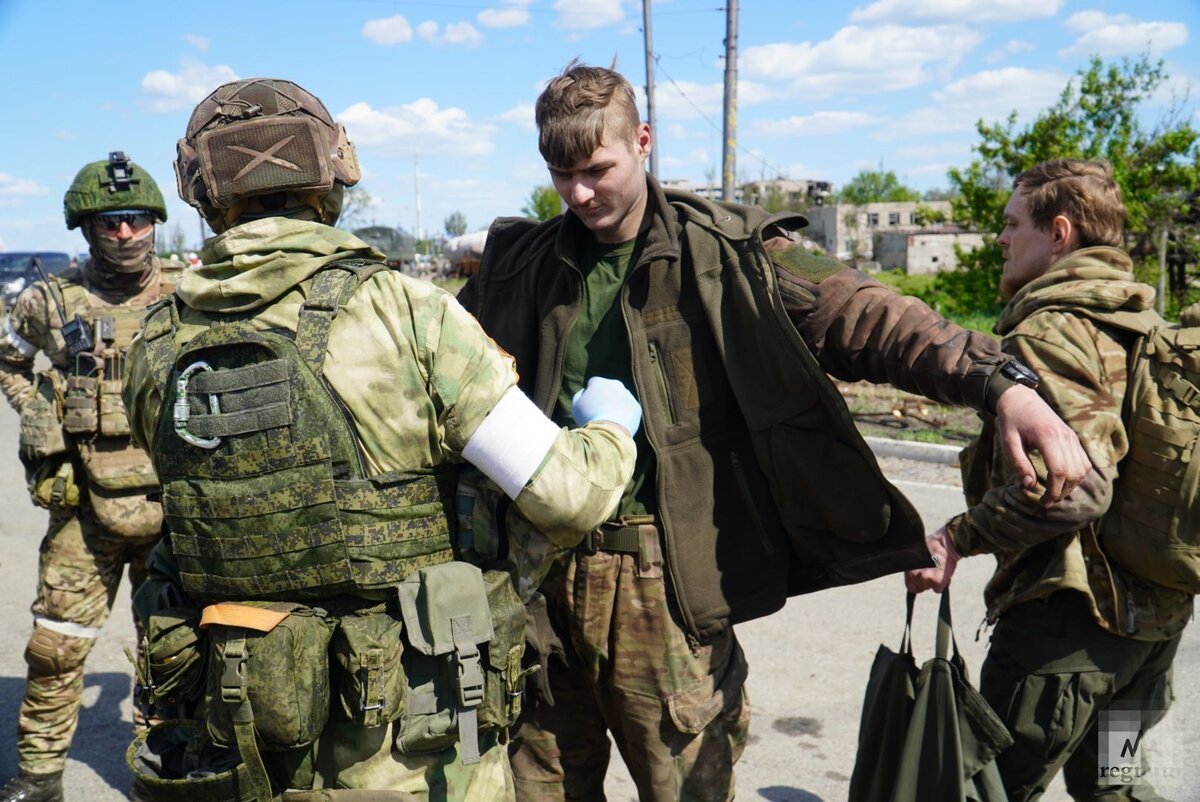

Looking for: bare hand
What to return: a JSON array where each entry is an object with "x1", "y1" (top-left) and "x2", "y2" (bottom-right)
[
  {"x1": 994, "y1": 384, "x2": 1090, "y2": 506},
  {"x1": 904, "y1": 526, "x2": 960, "y2": 594}
]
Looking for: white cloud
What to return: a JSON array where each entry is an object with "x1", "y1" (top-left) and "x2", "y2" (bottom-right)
[
  {"x1": 1059, "y1": 12, "x2": 1188, "y2": 58},
  {"x1": 478, "y1": 1, "x2": 532, "y2": 28},
  {"x1": 498, "y1": 103, "x2": 535, "y2": 130},
  {"x1": 182, "y1": 33, "x2": 209, "y2": 52},
  {"x1": 0, "y1": 173, "x2": 46, "y2": 197},
  {"x1": 338, "y1": 99, "x2": 497, "y2": 158},
  {"x1": 362, "y1": 15, "x2": 414, "y2": 46},
  {"x1": 416, "y1": 21, "x2": 440, "y2": 42},
  {"x1": 554, "y1": 0, "x2": 624, "y2": 30},
  {"x1": 753, "y1": 111, "x2": 882, "y2": 136},
  {"x1": 415, "y1": 20, "x2": 484, "y2": 46},
  {"x1": 850, "y1": 0, "x2": 1061, "y2": 23},
  {"x1": 984, "y1": 39, "x2": 1035, "y2": 64},
  {"x1": 883, "y1": 67, "x2": 1068, "y2": 139},
  {"x1": 742, "y1": 25, "x2": 983, "y2": 96},
  {"x1": 140, "y1": 58, "x2": 239, "y2": 113}
]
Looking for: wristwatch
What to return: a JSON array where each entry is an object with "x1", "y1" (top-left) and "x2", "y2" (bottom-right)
[
  {"x1": 999, "y1": 359, "x2": 1041, "y2": 390},
  {"x1": 985, "y1": 358, "x2": 1041, "y2": 413}
]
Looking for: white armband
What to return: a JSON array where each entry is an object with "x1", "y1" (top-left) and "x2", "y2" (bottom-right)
[
  {"x1": 4, "y1": 316, "x2": 37, "y2": 358},
  {"x1": 462, "y1": 385, "x2": 561, "y2": 500}
]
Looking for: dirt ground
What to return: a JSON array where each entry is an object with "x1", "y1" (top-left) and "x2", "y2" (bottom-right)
[{"x1": 839, "y1": 380, "x2": 983, "y2": 446}]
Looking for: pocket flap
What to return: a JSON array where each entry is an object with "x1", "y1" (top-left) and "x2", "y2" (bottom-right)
[
  {"x1": 397, "y1": 562, "x2": 493, "y2": 656},
  {"x1": 201, "y1": 602, "x2": 297, "y2": 632},
  {"x1": 666, "y1": 642, "x2": 749, "y2": 734}
]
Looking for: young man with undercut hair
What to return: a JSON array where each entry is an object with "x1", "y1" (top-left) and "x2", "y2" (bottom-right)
[
  {"x1": 461, "y1": 63, "x2": 1092, "y2": 801},
  {"x1": 909, "y1": 159, "x2": 1193, "y2": 801}
]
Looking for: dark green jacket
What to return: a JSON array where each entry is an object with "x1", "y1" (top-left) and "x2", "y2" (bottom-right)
[{"x1": 465, "y1": 177, "x2": 1005, "y2": 640}]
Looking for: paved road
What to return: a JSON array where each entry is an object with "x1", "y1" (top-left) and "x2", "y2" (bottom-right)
[{"x1": 0, "y1": 402, "x2": 1195, "y2": 801}]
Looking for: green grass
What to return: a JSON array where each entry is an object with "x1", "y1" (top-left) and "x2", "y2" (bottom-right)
[{"x1": 873, "y1": 269, "x2": 999, "y2": 337}]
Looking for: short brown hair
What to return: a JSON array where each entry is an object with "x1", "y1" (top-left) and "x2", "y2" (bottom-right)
[
  {"x1": 535, "y1": 60, "x2": 641, "y2": 168},
  {"x1": 1012, "y1": 159, "x2": 1125, "y2": 247}
]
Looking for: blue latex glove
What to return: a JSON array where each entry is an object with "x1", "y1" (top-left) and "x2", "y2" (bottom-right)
[{"x1": 571, "y1": 377, "x2": 642, "y2": 436}]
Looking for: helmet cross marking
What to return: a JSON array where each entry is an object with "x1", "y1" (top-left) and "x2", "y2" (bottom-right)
[{"x1": 227, "y1": 135, "x2": 301, "y2": 181}]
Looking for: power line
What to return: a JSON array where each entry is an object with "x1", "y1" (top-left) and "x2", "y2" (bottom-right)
[{"x1": 345, "y1": 0, "x2": 718, "y2": 18}]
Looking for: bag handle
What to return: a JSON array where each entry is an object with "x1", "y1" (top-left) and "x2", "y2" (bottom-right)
[
  {"x1": 900, "y1": 591, "x2": 916, "y2": 656},
  {"x1": 935, "y1": 589, "x2": 961, "y2": 662}
]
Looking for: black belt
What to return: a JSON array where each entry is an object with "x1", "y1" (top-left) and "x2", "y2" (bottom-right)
[{"x1": 582, "y1": 516, "x2": 657, "y2": 554}]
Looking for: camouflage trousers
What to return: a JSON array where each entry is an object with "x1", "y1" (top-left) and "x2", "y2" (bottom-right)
[
  {"x1": 509, "y1": 550, "x2": 750, "y2": 802},
  {"x1": 981, "y1": 591, "x2": 1183, "y2": 802},
  {"x1": 18, "y1": 505, "x2": 157, "y2": 774},
  {"x1": 258, "y1": 721, "x2": 512, "y2": 801}
]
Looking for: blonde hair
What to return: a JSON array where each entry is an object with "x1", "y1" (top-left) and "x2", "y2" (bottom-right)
[
  {"x1": 535, "y1": 60, "x2": 641, "y2": 168},
  {"x1": 1012, "y1": 159, "x2": 1125, "y2": 247}
]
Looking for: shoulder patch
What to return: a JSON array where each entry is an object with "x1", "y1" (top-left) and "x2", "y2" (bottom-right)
[{"x1": 769, "y1": 246, "x2": 843, "y2": 284}]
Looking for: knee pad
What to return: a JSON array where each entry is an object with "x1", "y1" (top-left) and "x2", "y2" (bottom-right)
[{"x1": 25, "y1": 625, "x2": 94, "y2": 675}]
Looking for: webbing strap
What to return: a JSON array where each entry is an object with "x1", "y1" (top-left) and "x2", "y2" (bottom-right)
[
  {"x1": 588, "y1": 526, "x2": 641, "y2": 554},
  {"x1": 187, "y1": 402, "x2": 292, "y2": 437},
  {"x1": 451, "y1": 615, "x2": 484, "y2": 765},
  {"x1": 140, "y1": 299, "x2": 182, "y2": 394},
  {"x1": 296, "y1": 260, "x2": 388, "y2": 374},
  {"x1": 1162, "y1": 370, "x2": 1200, "y2": 409},
  {"x1": 220, "y1": 628, "x2": 273, "y2": 802},
  {"x1": 191, "y1": 359, "x2": 288, "y2": 393}
]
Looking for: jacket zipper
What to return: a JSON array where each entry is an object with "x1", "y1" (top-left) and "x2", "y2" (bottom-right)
[
  {"x1": 324, "y1": 377, "x2": 369, "y2": 478},
  {"x1": 730, "y1": 452, "x2": 773, "y2": 555},
  {"x1": 646, "y1": 341, "x2": 677, "y2": 426}
]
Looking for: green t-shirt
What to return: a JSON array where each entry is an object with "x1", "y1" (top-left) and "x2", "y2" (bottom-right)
[{"x1": 552, "y1": 237, "x2": 657, "y2": 519}]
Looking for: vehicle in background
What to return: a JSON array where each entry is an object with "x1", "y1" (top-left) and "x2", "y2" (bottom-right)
[
  {"x1": 0, "y1": 252, "x2": 74, "y2": 308},
  {"x1": 352, "y1": 226, "x2": 416, "y2": 271},
  {"x1": 444, "y1": 230, "x2": 487, "y2": 278}
]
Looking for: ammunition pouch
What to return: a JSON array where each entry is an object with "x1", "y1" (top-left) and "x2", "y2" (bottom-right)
[
  {"x1": 394, "y1": 563, "x2": 525, "y2": 763},
  {"x1": 144, "y1": 607, "x2": 207, "y2": 708},
  {"x1": 77, "y1": 439, "x2": 162, "y2": 537},
  {"x1": 332, "y1": 607, "x2": 406, "y2": 728},
  {"x1": 127, "y1": 719, "x2": 255, "y2": 802},
  {"x1": 203, "y1": 602, "x2": 334, "y2": 752},
  {"x1": 100, "y1": 377, "x2": 133, "y2": 436},
  {"x1": 18, "y1": 370, "x2": 68, "y2": 462},
  {"x1": 64, "y1": 375, "x2": 100, "y2": 435}
]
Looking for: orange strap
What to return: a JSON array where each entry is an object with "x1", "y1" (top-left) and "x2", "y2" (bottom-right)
[{"x1": 200, "y1": 603, "x2": 290, "y2": 632}]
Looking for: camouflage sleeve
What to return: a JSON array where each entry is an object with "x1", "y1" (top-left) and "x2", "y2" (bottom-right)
[
  {"x1": 774, "y1": 261, "x2": 1003, "y2": 411},
  {"x1": 0, "y1": 285, "x2": 53, "y2": 412},
  {"x1": 947, "y1": 311, "x2": 1128, "y2": 556},
  {"x1": 425, "y1": 292, "x2": 635, "y2": 541},
  {"x1": 122, "y1": 332, "x2": 163, "y2": 452}
]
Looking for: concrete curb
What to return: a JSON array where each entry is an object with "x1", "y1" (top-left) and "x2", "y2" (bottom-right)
[{"x1": 864, "y1": 435, "x2": 962, "y2": 466}]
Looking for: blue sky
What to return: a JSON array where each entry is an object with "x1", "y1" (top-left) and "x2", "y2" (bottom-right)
[{"x1": 1, "y1": 0, "x2": 1197, "y2": 254}]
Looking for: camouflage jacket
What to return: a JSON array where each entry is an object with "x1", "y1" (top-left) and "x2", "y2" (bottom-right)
[
  {"x1": 0, "y1": 257, "x2": 174, "y2": 413},
  {"x1": 123, "y1": 219, "x2": 636, "y2": 552},
  {"x1": 948, "y1": 246, "x2": 1193, "y2": 640}
]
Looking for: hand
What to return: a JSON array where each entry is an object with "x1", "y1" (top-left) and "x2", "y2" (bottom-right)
[
  {"x1": 904, "y1": 526, "x2": 960, "y2": 594},
  {"x1": 994, "y1": 384, "x2": 1090, "y2": 506},
  {"x1": 572, "y1": 377, "x2": 642, "y2": 437}
]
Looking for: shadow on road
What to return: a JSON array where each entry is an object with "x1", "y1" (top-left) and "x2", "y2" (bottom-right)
[
  {"x1": 758, "y1": 787, "x2": 826, "y2": 802},
  {"x1": 0, "y1": 672, "x2": 134, "y2": 794}
]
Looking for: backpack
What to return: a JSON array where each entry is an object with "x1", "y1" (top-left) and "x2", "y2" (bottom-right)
[{"x1": 1043, "y1": 303, "x2": 1200, "y2": 594}]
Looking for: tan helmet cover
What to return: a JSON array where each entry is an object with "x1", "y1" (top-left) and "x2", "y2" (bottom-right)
[{"x1": 175, "y1": 78, "x2": 360, "y2": 221}]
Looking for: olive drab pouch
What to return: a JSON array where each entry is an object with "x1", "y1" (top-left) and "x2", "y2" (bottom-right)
[
  {"x1": 127, "y1": 720, "x2": 256, "y2": 802},
  {"x1": 201, "y1": 602, "x2": 334, "y2": 751},
  {"x1": 18, "y1": 370, "x2": 67, "y2": 461},
  {"x1": 478, "y1": 568, "x2": 526, "y2": 730},
  {"x1": 144, "y1": 607, "x2": 206, "y2": 708},
  {"x1": 1035, "y1": 302, "x2": 1200, "y2": 593},
  {"x1": 332, "y1": 607, "x2": 406, "y2": 728}
]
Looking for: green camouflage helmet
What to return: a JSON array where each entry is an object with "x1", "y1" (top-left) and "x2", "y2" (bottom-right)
[{"x1": 63, "y1": 152, "x2": 168, "y2": 230}]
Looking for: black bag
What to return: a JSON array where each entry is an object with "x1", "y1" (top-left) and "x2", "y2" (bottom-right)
[{"x1": 848, "y1": 591, "x2": 1012, "y2": 802}]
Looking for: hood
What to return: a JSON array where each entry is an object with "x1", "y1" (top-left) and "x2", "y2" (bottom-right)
[
  {"x1": 177, "y1": 218, "x2": 385, "y2": 313},
  {"x1": 996, "y1": 246, "x2": 1155, "y2": 336}
]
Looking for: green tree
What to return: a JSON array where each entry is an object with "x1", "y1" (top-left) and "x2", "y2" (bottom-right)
[
  {"x1": 444, "y1": 211, "x2": 468, "y2": 237},
  {"x1": 338, "y1": 186, "x2": 376, "y2": 230},
  {"x1": 522, "y1": 185, "x2": 562, "y2": 221},
  {"x1": 939, "y1": 55, "x2": 1200, "y2": 316},
  {"x1": 837, "y1": 168, "x2": 920, "y2": 205}
]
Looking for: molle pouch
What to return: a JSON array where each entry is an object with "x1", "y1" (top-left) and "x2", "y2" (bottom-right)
[
  {"x1": 478, "y1": 569, "x2": 526, "y2": 730},
  {"x1": 78, "y1": 439, "x2": 162, "y2": 537},
  {"x1": 202, "y1": 602, "x2": 334, "y2": 751},
  {"x1": 63, "y1": 375, "x2": 99, "y2": 435},
  {"x1": 26, "y1": 457, "x2": 81, "y2": 510},
  {"x1": 99, "y1": 379, "x2": 132, "y2": 436},
  {"x1": 18, "y1": 370, "x2": 67, "y2": 461},
  {"x1": 395, "y1": 562, "x2": 493, "y2": 762},
  {"x1": 332, "y1": 609, "x2": 406, "y2": 728},
  {"x1": 145, "y1": 607, "x2": 207, "y2": 708}
]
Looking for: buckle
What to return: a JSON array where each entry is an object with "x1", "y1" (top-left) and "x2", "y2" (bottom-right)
[
  {"x1": 455, "y1": 645, "x2": 485, "y2": 709},
  {"x1": 174, "y1": 361, "x2": 222, "y2": 449},
  {"x1": 220, "y1": 638, "x2": 247, "y2": 704}
]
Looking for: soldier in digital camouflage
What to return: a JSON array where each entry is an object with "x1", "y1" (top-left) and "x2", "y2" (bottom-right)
[
  {"x1": 459, "y1": 62, "x2": 1093, "y2": 802},
  {"x1": 909, "y1": 159, "x2": 1193, "y2": 801},
  {"x1": 120, "y1": 77, "x2": 645, "y2": 802},
  {"x1": 0, "y1": 154, "x2": 179, "y2": 802}
]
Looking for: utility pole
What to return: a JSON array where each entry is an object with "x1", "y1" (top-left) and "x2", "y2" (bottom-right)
[
  {"x1": 643, "y1": 0, "x2": 658, "y2": 177},
  {"x1": 721, "y1": 0, "x2": 738, "y2": 201},
  {"x1": 414, "y1": 150, "x2": 424, "y2": 247}
]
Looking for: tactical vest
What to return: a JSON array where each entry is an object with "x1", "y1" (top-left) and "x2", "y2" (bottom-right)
[
  {"x1": 1033, "y1": 302, "x2": 1200, "y2": 594},
  {"x1": 139, "y1": 261, "x2": 458, "y2": 601}
]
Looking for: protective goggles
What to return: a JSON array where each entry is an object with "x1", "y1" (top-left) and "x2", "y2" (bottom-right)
[{"x1": 91, "y1": 211, "x2": 156, "y2": 231}]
